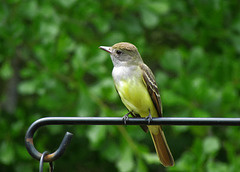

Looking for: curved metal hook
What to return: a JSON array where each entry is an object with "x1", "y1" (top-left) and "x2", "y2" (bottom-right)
[{"x1": 25, "y1": 118, "x2": 73, "y2": 162}]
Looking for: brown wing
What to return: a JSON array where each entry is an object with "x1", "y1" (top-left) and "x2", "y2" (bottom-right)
[
  {"x1": 140, "y1": 63, "x2": 163, "y2": 117},
  {"x1": 140, "y1": 64, "x2": 174, "y2": 166}
]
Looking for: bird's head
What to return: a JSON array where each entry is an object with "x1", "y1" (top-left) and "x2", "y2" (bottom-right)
[{"x1": 99, "y1": 42, "x2": 143, "y2": 67}]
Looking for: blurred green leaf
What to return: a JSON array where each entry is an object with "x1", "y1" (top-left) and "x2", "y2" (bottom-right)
[
  {"x1": 161, "y1": 49, "x2": 183, "y2": 74},
  {"x1": 72, "y1": 45, "x2": 88, "y2": 70},
  {"x1": 0, "y1": 61, "x2": 13, "y2": 79},
  {"x1": 87, "y1": 125, "x2": 107, "y2": 149},
  {"x1": 102, "y1": 142, "x2": 120, "y2": 162},
  {"x1": 207, "y1": 160, "x2": 229, "y2": 172},
  {"x1": 0, "y1": 5, "x2": 8, "y2": 28},
  {"x1": 18, "y1": 80, "x2": 37, "y2": 95},
  {"x1": 0, "y1": 142, "x2": 15, "y2": 165},
  {"x1": 203, "y1": 136, "x2": 220, "y2": 154},
  {"x1": 188, "y1": 46, "x2": 205, "y2": 72},
  {"x1": 143, "y1": 153, "x2": 159, "y2": 164},
  {"x1": 171, "y1": 151, "x2": 194, "y2": 171},
  {"x1": 76, "y1": 89, "x2": 96, "y2": 117},
  {"x1": 117, "y1": 146, "x2": 134, "y2": 172},
  {"x1": 136, "y1": 158, "x2": 148, "y2": 172},
  {"x1": 162, "y1": 90, "x2": 188, "y2": 107},
  {"x1": 56, "y1": 0, "x2": 76, "y2": 8},
  {"x1": 15, "y1": 163, "x2": 32, "y2": 172},
  {"x1": 39, "y1": 21, "x2": 60, "y2": 44},
  {"x1": 148, "y1": 1, "x2": 169, "y2": 15},
  {"x1": 91, "y1": 77, "x2": 116, "y2": 101},
  {"x1": 22, "y1": 1, "x2": 38, "y2": 19},
  {"x1": 141, "y1": 8, "x2": 159, "y2": 29}
]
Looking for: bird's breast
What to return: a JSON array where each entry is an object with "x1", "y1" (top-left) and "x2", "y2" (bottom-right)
[{"x1": 112, "y1": 66, "x2": 156, "y2": 117}]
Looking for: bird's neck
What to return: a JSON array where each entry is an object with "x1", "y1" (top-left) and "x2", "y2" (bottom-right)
[{"x1": 112, "y1": 65, "x2": 142, "y2": 83}]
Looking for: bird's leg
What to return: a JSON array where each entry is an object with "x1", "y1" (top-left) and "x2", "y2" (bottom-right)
[
  {"x1": 122, "y1": 111, "x2": 133, "y2": 124},
  {"x1": 145, "y1": 109, "x2": 153, "y2": 124}
]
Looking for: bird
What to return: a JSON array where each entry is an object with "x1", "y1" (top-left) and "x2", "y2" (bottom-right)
[{"x1": 99, "y1": 42, "x2": 174, "y2": 167}]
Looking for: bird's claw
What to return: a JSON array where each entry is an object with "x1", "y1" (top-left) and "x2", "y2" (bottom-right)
[
  {"x1": 145, "y1": 111, "x2": 153, "y2": 124},
  {"x1": 122, "y1": 111, "x2": 132, "y2": 124}
]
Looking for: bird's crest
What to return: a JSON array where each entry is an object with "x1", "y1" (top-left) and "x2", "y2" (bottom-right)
[{"x1": 112, "y1": 42, "x2": 137, "y2": 51}]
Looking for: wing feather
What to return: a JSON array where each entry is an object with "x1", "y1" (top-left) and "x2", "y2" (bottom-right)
[{"x1": 140, "y1": 63, "x2": 163, "y2": 117}]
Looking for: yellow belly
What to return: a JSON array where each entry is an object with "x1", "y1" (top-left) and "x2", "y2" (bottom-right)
[{"x1": 115, "y1": 78, "x2": 158, "y2": 118}]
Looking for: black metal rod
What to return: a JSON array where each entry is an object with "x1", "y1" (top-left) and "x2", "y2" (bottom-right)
[{"x1": 25, "y1": 117, "x2": 240, "y2": 162}]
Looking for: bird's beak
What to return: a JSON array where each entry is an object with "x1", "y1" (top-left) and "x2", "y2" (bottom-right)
[{"x1": 99, "y1": 46, "x2": 112, "y2": 54}]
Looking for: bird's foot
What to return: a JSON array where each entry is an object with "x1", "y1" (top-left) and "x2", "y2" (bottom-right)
[
  {"x1": 145, "y1": 110, "x2": 153, "y2": 124},
  {"x1": 122, "y1": 111, "x2": 132, "y2": 124}
]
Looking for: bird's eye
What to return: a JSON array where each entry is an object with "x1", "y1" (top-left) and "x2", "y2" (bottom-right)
[{"x1": 116, "y1": 50, "x2": 122, "y2": 55}]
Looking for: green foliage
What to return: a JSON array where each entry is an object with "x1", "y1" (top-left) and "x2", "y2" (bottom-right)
[{"x1": 1, "y1": 0, "x2": 240, "y2": 171}]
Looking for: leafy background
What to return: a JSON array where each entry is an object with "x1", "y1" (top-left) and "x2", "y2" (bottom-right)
[{"x1": 1, "y1": 0, "x2": 240, "y2": 171}]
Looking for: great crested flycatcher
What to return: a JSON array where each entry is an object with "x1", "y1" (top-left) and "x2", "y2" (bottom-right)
[{"x1": 99, "y1": 42, "x2": 174, "y2": 167}]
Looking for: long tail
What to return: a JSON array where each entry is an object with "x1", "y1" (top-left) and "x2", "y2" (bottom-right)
[{"x1": 150, "y1": 126, "x2": 174, "y2": 167}]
